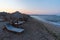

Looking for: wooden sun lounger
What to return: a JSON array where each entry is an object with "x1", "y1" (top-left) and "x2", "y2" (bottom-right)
[{"x1": 3, "y1": 24, "x2": 24, "y2": 33}]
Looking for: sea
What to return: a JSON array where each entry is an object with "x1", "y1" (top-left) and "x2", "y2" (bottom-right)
[{"x1": 31, "y1": 15, "x2": 60, "y2": 26}]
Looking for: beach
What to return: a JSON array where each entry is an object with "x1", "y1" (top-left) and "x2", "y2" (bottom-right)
[
  {"x1": 31, "y1": 16, "x2": 60, "y2": 34},
  {"x1": 31, "y1": 16, "x2": 60, "y2": 40},
  {"x1": 0, "y1": 12, "x2": 60, "y2": 40},
  {"x1": 0, "y1": 17, "x2": 56, "y2": 40}
]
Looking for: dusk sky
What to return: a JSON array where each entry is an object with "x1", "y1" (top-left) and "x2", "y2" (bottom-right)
[{"x1": 0, "y1": 0, "x2": 60, "y2": 14}]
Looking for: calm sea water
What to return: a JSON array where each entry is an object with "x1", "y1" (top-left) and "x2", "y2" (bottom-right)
[{"x1": 31, "y1": 15, "x2": 60, "y2": 26}]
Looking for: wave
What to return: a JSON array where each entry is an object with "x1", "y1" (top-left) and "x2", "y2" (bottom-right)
[{"x1": 31, "y1": 16, "x2": 60, "y2": 26}]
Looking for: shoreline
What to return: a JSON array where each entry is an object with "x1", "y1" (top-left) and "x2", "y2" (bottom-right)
[
  {"x1": 31, "y1": 16, "x2": 60, "y2": 34},
  {"x1": 31, "y1": 16, "x2": 60, "y2": 26}
]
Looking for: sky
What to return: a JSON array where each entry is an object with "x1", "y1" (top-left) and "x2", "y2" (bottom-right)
[{"x1": 0, "y1": 0, "x2": 60, "y2": 14}]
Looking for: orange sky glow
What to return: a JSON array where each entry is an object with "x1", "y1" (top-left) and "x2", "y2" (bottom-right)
[
  {"x1": 0, "y1": 0, "x2": 60, "y2": 15},
  {"x1": 0, "y1": 8, "x2": 59, "y2": 14}
]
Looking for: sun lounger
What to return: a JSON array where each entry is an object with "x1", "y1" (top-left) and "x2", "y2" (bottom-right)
[
  {"x1": 14, "y1": 21, "x2": 25, "y2": 25},
  {"x1": 3, "y1": 24, "x2": 24, "y2": 33}
]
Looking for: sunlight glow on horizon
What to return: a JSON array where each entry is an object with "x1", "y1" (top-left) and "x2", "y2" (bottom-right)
[
  {"x1": 0, "y1": 0, "x2": 60, "y2": 14},
  {"x1": 0, "y1": 8, "x2": 60, "y2": 14}
]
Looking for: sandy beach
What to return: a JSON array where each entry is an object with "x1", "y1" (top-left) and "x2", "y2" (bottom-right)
[
  {"x1": 31, "y1": 16, "x2": 60, "y2": 34},
  {"x1": 0, "y1": 12, "x2": 60, "y2": 40},
  {"x1": 0, "y1": 17, "x2": 57, "y2": 40}
]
